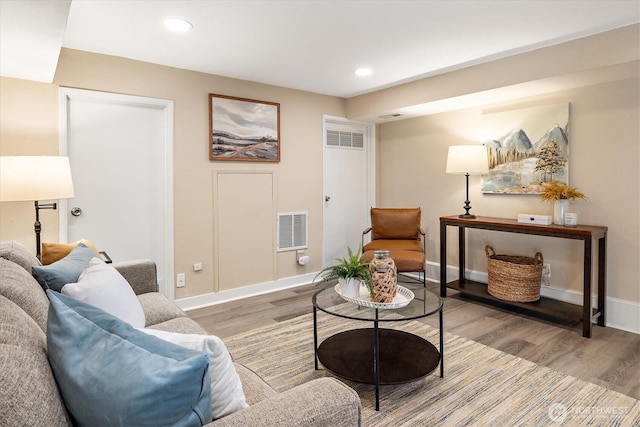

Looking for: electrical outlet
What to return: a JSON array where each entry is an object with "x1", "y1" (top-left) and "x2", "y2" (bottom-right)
[
  {"x1": 193, "y1": 263, "x2": 203, "y2": 272},
  {"x1": 176, "y1": 273, "x2": 186, "y2": 287},
  {"x1": 541, "y1": 263, "x2": 551, "y2": 286}
]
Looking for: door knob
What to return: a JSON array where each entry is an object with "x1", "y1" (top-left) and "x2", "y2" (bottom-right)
[
  {"x1": 325, "y1": 196, "x2": 331, "y2": 202},
  {"x1": 71, "y1": 207, "x2": 83, "y2": 217}
]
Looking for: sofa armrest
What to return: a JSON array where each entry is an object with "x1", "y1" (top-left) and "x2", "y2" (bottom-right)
[
  {"x1": 208, "y1": 378, "x2": 361, "y2": 427},
  {"x1": 113, "y1": 260, "x2": 158, "y2": 295}
]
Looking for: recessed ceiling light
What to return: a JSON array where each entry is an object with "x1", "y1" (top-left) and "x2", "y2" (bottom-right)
[
  {"x1": 164, "y1": 18, "x2": 193, "y2": 33},
  {"x1": 355, "y1": 67, "x2": 373, "y2": 77}
]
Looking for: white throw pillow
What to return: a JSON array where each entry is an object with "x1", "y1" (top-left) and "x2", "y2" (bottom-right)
[
  {"x1": 138, "y1": 328, "x2": 249, "y2": 420},
  {"x1": 61, "y1": 257, "x2": 145, "y2": 328}
]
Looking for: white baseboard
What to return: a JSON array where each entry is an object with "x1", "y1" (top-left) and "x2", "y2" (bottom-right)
[
  {"x1": 429, "y1": 260, "x2": 640, "y2": 334},
  {"x1": 175, "y1": 272, "x2": 318, "y2": 311},
  {"x1": 176, "y1": 262, "x2": 639, "y2": 335}
]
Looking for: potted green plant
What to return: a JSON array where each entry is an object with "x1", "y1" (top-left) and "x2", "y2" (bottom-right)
[
  {"x1": 313, "y1": 245, "x2": 373, "y2": 298},
  {"x1": 540, "y1": 181, "x2": 586, "y2": 225}
]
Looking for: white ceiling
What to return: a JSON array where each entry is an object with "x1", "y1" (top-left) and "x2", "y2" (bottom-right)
[{"x1": 1, "y1": 0, "x2": 639, "y2": 98}]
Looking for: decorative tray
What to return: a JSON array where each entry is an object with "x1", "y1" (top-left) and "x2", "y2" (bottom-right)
[{"x1": 334, "y1": 283, "x2": 415, "y2": 310}]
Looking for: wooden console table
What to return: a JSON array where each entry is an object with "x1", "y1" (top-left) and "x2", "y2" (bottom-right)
[{"x1": 439, "y1": 215, "x2": 607, "y2": 338}]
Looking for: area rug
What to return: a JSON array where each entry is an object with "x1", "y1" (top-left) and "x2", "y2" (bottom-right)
[{"x1": 222, "y1": 311, "x2": 639, "y2": 426}]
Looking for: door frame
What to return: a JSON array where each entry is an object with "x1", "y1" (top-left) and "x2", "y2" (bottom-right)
[
  {"x1": 57, "y1": 87, "x2": 175, "y2": 300},
  {"x1": 321, "y1": 115, "x2": 376, "y2": 267}
]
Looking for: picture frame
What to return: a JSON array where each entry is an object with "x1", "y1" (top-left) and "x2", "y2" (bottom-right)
[
  {"x1": 481, "y1": 102, "x2": 570, "y2": 195},
  {"x1": 209, "y1": 94, "x2": 280, "y2": 162}
]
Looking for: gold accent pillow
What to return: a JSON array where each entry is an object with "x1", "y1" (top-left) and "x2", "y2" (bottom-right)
[{"x1": 41, "y1": 239, "x2": 100, "y2": 265}]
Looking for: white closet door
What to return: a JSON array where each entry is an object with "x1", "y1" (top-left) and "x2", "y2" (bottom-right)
[{"x1": 322, "y1": 118, "x2": 374, "y2": 266}]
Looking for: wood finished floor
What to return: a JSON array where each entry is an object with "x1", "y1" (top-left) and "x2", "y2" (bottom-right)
[{"x1": 187, "y1": 281, "x2": 640, "y2": 400}]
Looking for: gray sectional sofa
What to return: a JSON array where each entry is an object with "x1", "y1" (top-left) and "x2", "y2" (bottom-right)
[{"x1": 0, "y1": 241, "x2": 361, "y2": 427}]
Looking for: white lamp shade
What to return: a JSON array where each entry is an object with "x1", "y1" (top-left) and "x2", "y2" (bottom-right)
[
  {"x1": 446, "y1": 145, "x2": 489, "y2": 175},
  {"x1": 0, "y1": 156, "x2": 75, "y2": 202}
]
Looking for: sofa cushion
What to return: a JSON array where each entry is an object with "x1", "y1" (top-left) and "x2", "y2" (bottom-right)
[
  {"x1": 47, "y1": 291, "x2": 212, "y2": 427},
  {"x1": 32, "y1": 243, "x2": 95, "y2": 292},
  {"x1": 363, "y1": 238, "x2": 424, "y2": 253},
  {"x1": 41, "y1": 239, "x2": 100, "y2": 265},
  {"x1": 138, "y1": 291, "x2": 188, "y2": 326},
  {"x1": 61, "y1": 257, "x2": 145, "y2": 328},
  {"x1": 0, "y1": 258, "x2": 50, "y2": 332},
  {"x1": 370, "y1": 207, "x2": 421, "y2": 240},
  {"x1": 0, "y1": 240, "x2": 41, "y2": 272},
  {"x1": 233, "y1": 363, "x2": 278, "y2": 406},
  {"x1": 148, "y1": 316, "x2": 209, "y2": 335},
  {"x1": 139, "y1": 328, "x2": 249, "y2": 420},
  {"x1": 0, "y1": 295, "x2": 71, "y2": 427},
  {"x1": 114, "y1": 259, "x2": 158, "y2": 295}
]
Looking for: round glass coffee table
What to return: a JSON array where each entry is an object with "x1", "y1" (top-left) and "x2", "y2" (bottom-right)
[{"x1": 312, "y1": 283, "x2": 443, "y2": 411}]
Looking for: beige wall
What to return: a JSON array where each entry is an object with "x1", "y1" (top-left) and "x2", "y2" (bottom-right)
[
  {"x1": 376, "y1": 78, "x2": 639, "y2": 303},
  {"x1": 1, "y1": 25, "x2": 638, "y2": 308},
  {"x1": 368, "y1": 25, "x2": 640, "y2": 303},
  {"x1": 0, "y1": 49, "x2": 346, "y2": 299},
  {"x1": 355, "y1": 24, "x2": 639, "y2": 306},
  {"x1": 0, "y1": 78, "x2": 61, "y2": 249}
]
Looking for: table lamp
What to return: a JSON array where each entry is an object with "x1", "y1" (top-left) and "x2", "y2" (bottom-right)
[
  {"x1": 446, "y1": 145, "x2": 488, "y2": 219},
  {"x1": 0, "y1": 156, "x2": 75, "y2": 260}
]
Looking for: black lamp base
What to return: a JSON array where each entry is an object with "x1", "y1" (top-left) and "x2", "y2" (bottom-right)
[
  {"x1": 458, "y1": 173, "x2": 477, "y2": 219},
  {"x1": 34, "y1": 201, "x2": 57, "y2": 261}
]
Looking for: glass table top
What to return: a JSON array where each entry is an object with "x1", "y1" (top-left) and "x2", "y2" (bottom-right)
[{"x1": 312, "y1": 283, "x2": 443, "y2": 322}]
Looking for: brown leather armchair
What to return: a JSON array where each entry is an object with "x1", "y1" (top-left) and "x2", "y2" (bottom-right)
[{"x1": 361, "y1": 207, "x2": 426, "y2": 286}]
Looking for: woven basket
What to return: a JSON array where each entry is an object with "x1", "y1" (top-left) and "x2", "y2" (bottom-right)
[{"x1": 485, "y1": 246, "x2": 543, "y2": 302}]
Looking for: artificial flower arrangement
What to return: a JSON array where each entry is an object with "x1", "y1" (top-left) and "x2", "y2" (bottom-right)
[{"x1": 540, "y1": 181, "x2": 587, "y2": 202}]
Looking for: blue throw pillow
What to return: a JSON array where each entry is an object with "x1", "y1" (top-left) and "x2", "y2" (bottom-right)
[
  {"x1": 46, "y1": 291, "x2": 212, "y2": 427},
  {"x1": 33, "y1": 243, "x2": 95, "y2": 292}
]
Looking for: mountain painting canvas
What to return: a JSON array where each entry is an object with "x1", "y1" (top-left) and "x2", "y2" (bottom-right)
[
  {"x1": 481, "y1": 103, "x2": 569, "y2": 194},
  {"x1": 209, "y1": 94, "x2": 280, "y2": 162}
]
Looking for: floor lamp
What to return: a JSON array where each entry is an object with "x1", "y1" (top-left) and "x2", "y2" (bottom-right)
[
  {"x1": 446, "y1": 145, "x2": 488, "y2": 219},
  {"x1": 0, "y1": 156, "x2": 75, "y2": 260}
]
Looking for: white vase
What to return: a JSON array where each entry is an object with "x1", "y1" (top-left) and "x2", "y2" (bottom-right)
[
  {"x1": 339, "y1": 277, "x2": 361, "y2": 298},
  {"x1": 553, "y1": 199, "x2": 569, "y2": 225}
]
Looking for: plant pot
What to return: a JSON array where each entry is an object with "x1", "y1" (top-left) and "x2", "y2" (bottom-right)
[
  {"x1": 338, "y1": 277, "x2": 361, "y2": 298},
  {"x1": 553, "y1": 199, "x2": 569, "y2": 225}
]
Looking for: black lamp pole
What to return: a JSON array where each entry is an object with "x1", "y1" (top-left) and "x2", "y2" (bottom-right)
[
  {"x1": 34, "y1": 201, "x2": 57, "y2": 260},
  {"x1": 459, "y1": 173, "x2": 476, "y2": 219}
]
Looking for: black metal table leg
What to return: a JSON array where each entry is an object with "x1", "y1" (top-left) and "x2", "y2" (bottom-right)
[
  {"x1": 374, "y1": 309, "x2": 380, "y2": 411},
  {"x1": 313, "y1": 306, "x2": 319, "y2": 370},
  {"x1": 439, "y1": 307, "x2": 444, "y2": 378}
]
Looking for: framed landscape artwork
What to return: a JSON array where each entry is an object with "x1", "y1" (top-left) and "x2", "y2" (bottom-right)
[
  {"x1": 209, "y1": 94, "x2": 280, "y2": 162},
  {"x1": 481, "y1": 102, "x2": 570, "y2": 195}
]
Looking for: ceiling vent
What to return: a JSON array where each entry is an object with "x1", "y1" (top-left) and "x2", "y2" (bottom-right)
[{"x1": 378, "y1": 113, "x2": 403, "y2": 119}]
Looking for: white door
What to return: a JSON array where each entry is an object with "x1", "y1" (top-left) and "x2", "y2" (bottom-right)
[
  {"x1": 322, "y1": 116, "x2": 375, "y2": 266},
  {"x1": 58, "y1": 88, "x2": 174, "y2": 299}
]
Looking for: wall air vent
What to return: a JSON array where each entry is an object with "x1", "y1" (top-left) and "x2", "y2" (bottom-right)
[
  {"x1": 277, "y1": 212, "x2": 308, "y2": 251},
  {"x1": 326, "y1": 129, "x2": 364, "y2": 149}
]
